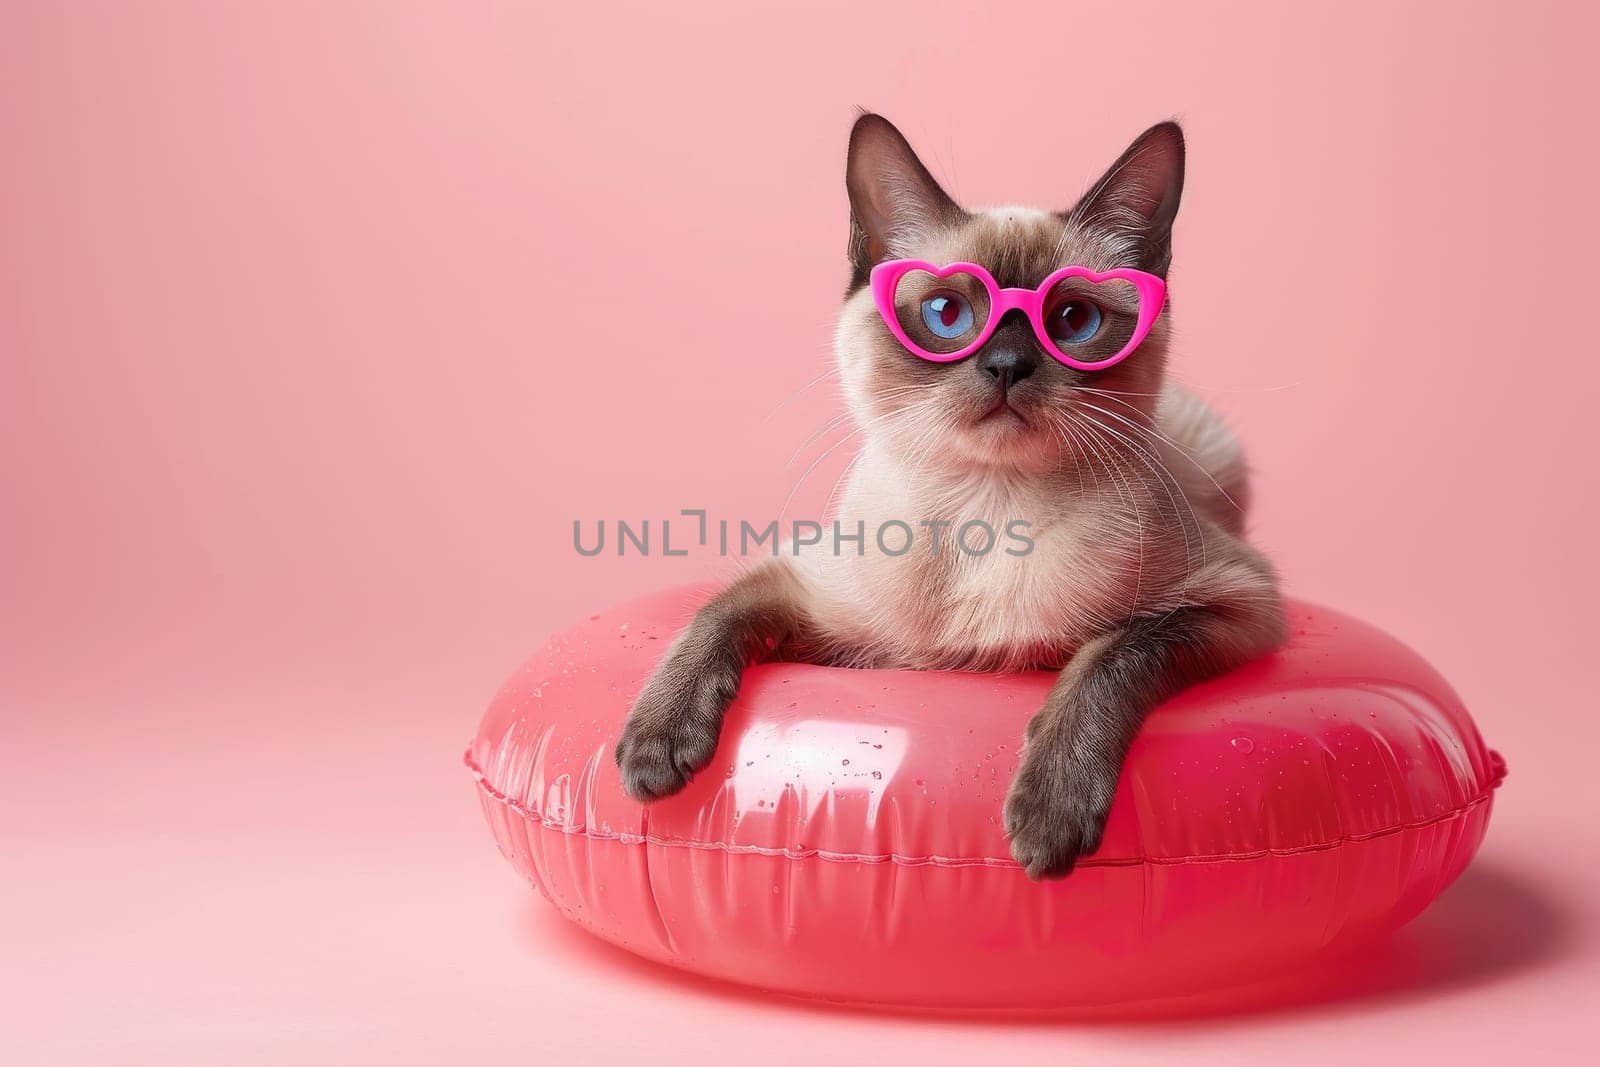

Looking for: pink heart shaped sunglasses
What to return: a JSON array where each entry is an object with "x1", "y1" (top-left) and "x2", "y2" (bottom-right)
[{"x1": 869, "y1": 259, "x2": 1167, "y2": 372}]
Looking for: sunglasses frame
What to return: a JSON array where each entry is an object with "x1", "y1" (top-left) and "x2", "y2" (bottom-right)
[{"x1": 869, "y1": 259, "x2": 1167, "y2": 371}]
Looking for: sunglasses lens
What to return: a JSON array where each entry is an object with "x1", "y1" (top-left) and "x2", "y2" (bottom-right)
[
  {"x1": 1041, "y1": 276, "x2": 1142, "y2": 365},
  {"x1": 891, "y1": 269, "x2": 991, "y2": 357}
]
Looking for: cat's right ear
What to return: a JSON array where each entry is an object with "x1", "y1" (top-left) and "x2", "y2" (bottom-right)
[{"x1": 846, "y1": 113, "x2": 962, "y2": 279}]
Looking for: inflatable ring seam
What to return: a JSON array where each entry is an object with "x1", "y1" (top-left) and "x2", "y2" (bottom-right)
[{"x1": 464, "y1": 747, "x2": 1504, "y2": 871}]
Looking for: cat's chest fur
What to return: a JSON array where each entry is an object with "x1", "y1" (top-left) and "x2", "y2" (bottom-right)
[{"x1": 807, "y1": 454, "x2": 1133, "y2": 670}]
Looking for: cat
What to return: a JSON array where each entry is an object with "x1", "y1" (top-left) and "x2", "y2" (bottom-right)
[{"x1": 614, "y1": 114, "x2": 1287, "y2": 879}]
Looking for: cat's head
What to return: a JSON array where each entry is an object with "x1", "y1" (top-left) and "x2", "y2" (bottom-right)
[{"x1": 835, "y1": 114, "x2": 1185, "y2": 474}]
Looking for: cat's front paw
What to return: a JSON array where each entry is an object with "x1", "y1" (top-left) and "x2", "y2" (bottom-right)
[
  {"x1": 613, "y1": 656, "x2": 738, "y2": 802},
  {"x1": 1002, "y1": 746, "x2": 1116, "y2": 880}
]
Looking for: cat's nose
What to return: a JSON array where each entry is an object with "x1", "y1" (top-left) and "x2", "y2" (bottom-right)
[{"x1": 977, "y1": 347, "x2": 1038, "y2": 388}]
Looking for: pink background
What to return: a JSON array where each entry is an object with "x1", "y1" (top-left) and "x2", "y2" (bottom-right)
[{"x1": 3, "y1": 0, "x2": 1595, "y2": 1062}]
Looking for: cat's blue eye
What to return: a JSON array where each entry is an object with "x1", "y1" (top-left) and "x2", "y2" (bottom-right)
[
  {"x1": 920, "y1": 290, "x2": 974, "y2": 340},
  {"x1": 1046, "y1": 300, "x2": 1103, "y2": 347}
]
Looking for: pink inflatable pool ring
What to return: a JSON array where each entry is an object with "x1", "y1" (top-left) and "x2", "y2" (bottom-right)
[{"x1": 466, "y1": 585, "x2": 1504, "y2": 1008}]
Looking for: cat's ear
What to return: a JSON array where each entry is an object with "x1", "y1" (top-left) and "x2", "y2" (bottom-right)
[
  {"x1": 1067, "y1": 122, "x2": 1185, "y2": 275},
  {"x1": 846, "y1": 113, "x2": 962, "y2": 276}
]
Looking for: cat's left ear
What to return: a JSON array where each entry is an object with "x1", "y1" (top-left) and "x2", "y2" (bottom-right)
[{"x1": 1067, "y1": 122, "x2": 1186, "y2": 276}]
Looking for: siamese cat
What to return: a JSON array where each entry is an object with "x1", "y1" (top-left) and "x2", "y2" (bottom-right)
[{"x1": 615, "y1": 114, "x2": 1285, "y2": 878}]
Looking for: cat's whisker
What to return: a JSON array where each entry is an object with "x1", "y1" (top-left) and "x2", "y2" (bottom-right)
[
  {"x1": 822, "y1": 405, "x2": 948, "y2": 524},
  {"x1": 1074, "y1": 397, "x2": 1243, "y2": 512},
  {"x1": 1070, "y1": 407, "x2": 1208, "y2": 583},
  {"x1": 1043, "y1": 413, "x2": 1093, "y2": 489},
  {"x1": 822, "y1": 449, "x2": 865, "y2": 521},
  {"x1": 889, "y1": 406, "x2": 959, "y2": 490},
  {"x1": 1100, "y1": 422, "x2": 1205, "y2": 548},
  {"x1": 1167, "y1": 371, "x2": 1304, "y2": 396},
  {"x1": 788, "y1": 410, "x2": 856, "y2": 465},
  {"x1": 1072, "y1": 385, "x2": 1167, "y2": 400},
  {"x1": 787, "y1": 390, "x2": 923, "y2": 467},
  {"x1": 781, "y1": 399, "x2": 938, "y2": 523},
  {"x1": 1060, "y1": 413, "x2": 1148, "y2": 615},
  {"x1": 779, "y1": 424, "x2": 864, "y2": 523},
  {"x1": 1062, "y1": 422, "x2": 1190, "y2": 607},
  {"x1": 763, "y1": 364, "x2": 841, "y2": 423}
]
